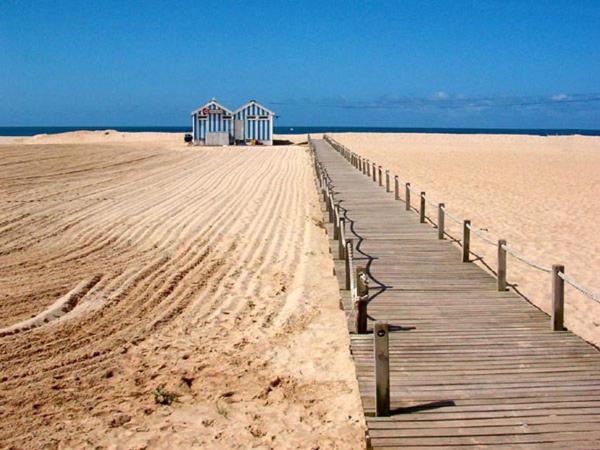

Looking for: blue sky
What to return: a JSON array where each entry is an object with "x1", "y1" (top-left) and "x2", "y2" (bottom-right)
[{"x1": 1, "y1": 0, "x2": 599, "y2": 128}]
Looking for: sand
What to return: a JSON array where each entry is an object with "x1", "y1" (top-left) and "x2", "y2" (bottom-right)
[
  {"x1": 0, "y1": 132, "x2": 365, "y2": 449},
  {"x1": 332, "y1": 132, "x2": 600, "y2": 346}
]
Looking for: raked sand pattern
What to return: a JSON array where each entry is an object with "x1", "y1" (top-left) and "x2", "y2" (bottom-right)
[{"x1": 0, "y1": 136, "x2": 365, "y2": 449}]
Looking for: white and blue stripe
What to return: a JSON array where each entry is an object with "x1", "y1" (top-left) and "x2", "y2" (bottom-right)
[
  {"x1": 233, "y1": 101, "x2": 274, "y2": 143},
  {"x1": 192, "y1": 100, "x2": 234, "y2": 142}
]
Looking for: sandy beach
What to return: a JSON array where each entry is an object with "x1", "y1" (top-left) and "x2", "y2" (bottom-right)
[
  {"x1": 0, "y1": 132, "x2": 365, "y2": 449},
  {"x1": 332, "y1": 132, "x2": 600, "y2": 346}
]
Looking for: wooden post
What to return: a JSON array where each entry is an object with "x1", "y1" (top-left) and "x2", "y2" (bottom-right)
[
  {"x1": 366, "y1": 160, "x2": 371, "y2": 177},
  {"x1": 437, "y1": 203, "x2": 445, "y2": 240},
  {"x1": 419, "y1": 192, "x2": 426, "y2": 223},
  {"x1": 356, "y1": 266, "x2": 368, "y2": 297},
  {"x1": 462, "y1": 220, "x2": 471, "y2": 262},
  {"x1": 405, "y1": 183, "x2": 411, "y2": 211},
  {"x1": 345, "y1": 239, "x2": 353, "y2": 290},
  {"x1": 358, "y1": 157, "x2": 362, "y2": 172},
  {"x1": 497, "y1": 239, "x2": 507, "y2": 291},
  {"x1": 378, "y1": 166, "x2": 383, "y2": 186},
  {"x1": 372, "y1": 163, "x2": 377, "y2": 182},
  {"x1": 394, "y1": 176, "x2": 399, "y2": 200},
  {"x1": 355, "y1": 296, "x2": 368, "y2": 335},
  {"x1": 328, "y1": 194, "x2": 335, "y2": 223},
  {"x1": 385, "y1": 170, "x2": 390, "y2": 192},
  {"x1": 355, "y1": 266, "x2": 368, "y2": 334},
  {"x1": 552, "y1": 264, "x2": 565, "y2": 331},
  {"x1": 374, "y1": 321, "x2": 390, "y2": 417},
  {"x1": 333, "y1": 204, "x2": 340, "y2": 240},
  {"x1": 338, "y1": 217, "x2": 346, "y2": 259}
]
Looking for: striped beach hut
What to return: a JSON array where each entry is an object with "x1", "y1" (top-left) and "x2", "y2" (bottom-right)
[
  {"x1": 191, "y1": 99, "x2": 234, "y2": 145},
  {"x1": 233, "y1": 100, "x2": 275, "y2": 145}
]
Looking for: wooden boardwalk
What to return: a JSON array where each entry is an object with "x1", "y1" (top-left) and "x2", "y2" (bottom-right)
[{"x1": 312, "y1": 138, "x2": 600, "y2": 449}]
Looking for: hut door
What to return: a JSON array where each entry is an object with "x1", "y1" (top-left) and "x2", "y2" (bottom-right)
[
  {"x1": 246, "y1": 118, "x2": 257, "y2": 141},
  {"x1": 258, "y1": 118, "x2": 269, "y2": 142},
  {"x1": 234, "y1": 119, "x2": 244, "y2": 141}
]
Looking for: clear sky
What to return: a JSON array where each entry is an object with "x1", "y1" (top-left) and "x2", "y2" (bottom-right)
[{"x1": 1, "y1": 0, "x2": 599, "y2": 128}]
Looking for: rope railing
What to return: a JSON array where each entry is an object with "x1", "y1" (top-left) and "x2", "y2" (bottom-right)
[
  {"x1": 440, "y1": 205, "x2": 462, "y2": 225},
  {"x1": 558, "y1": 272, "x2": 600, "y2": 303},
  {"x1": 322, "y1": 133, "x2": 599, "y2": 320},
  {"x1": 423, "y1": 195, "x2": 438, "y2": 209},
  {"x1": 501, "y1": 243, "x2": 552, "y2": 274},
  {"x1": 466, "y1": 222, "x2": 497, "y2": 246}
]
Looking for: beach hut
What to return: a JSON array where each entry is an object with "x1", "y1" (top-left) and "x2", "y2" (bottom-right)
[
  {"x1": 191, "y1": 99, "x2": 234, "y2": 145},
  {"x1": 233, "y1": 100, "x2": 275, "y2": 145}
]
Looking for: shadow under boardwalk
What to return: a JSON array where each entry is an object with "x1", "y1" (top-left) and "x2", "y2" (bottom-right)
[{"x1": 313, "y1": 138, "x2": 600, "y2": 450}]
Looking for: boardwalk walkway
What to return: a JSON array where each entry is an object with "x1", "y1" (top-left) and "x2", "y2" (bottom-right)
[{"x1": 312, "y1": 138, "x2": 600, "y2": 449}]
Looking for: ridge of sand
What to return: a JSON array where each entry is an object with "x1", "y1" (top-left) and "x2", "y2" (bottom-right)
[
  {"x1": 0, "y1": 275, "x2": 101, "y2": 337},
  {"x1": 27, "y1": 130, "x2": 186, "y2": 145}
]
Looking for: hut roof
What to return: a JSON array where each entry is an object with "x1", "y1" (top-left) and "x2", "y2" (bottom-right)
[
  {"x1": 234, "y1": 100, "x2": 275, "y2": 116},
  {"x1": 191, "y1": 98, "x2": 233, "y2": 116}
]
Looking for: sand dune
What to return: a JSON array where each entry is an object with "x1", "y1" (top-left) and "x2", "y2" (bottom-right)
[
  {"x1": 332, "y1": 132, "x2": 600, "y2": 346},
  {"x1": 0, "y1": 137, "x2": 364, "y2": 449}
]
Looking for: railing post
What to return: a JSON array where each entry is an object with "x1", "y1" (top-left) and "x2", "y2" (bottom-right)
[
  {"x1": 374, "y1": 321, "x2": 390, "y2": 417},
  {"x1": 355, "y1": 266, "x2": 368, "y2": 334},
  {"x1": 462, "y1": 220, "x2": 471, "y2": 262},
  {"x1": 419, "y1": 192, "x2": 426, "y2": 223},
  {"x1": 345, "y1": 239, "x2": 353, "y2": 290},
  {"x1": 385, "y1": 170, "x2": 390, "y2": 192},
  {"x1": 355, "y1": 297, "x2": 368, "y2": 335},
  {"x1": 338, "y1": 217, "x2": 346, "y2": 259},
  {"x1": 552, "y1": 264, "x2": 565, "y2": 331},
  {"x1": 366, "y1": 160, "x2": 371, "y2": 177},
  {"x1": 333, "y1": 204, "x2": 340, "y2": 240},
  {"x1": 328, "y1": 193, "x2": 335, "y2": 223},
  {"x1": 405, "y1": 183, "x2": 411, "y2": 211},
  {"x1": 372, "y1": 163, "x2": 377, "y2": 182},
  {"x1": 497, "y1": 239, "x2": 507, "y2": 291},
  {"x1": 378, "y1": 166, "x2": 383, "y2": 186},
  {"x1": 394, "y1": 176, "x2": 399, "y2": 200},
  {"x1": 438, "y1": 203, "x2": 445, "y2": 240}
]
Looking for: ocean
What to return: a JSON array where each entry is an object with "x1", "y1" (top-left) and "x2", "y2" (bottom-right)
[{"x1": 1, "y1": 126, "x2": 599, "y2": 137}]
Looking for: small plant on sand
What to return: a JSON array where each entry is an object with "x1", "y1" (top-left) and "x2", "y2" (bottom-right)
[
  {"x1": 153, "y1": 385, "x2": 177, "y2": 406},
  {"x1": 216, "y1": 398, "x2": 229, "y2": 419},
  {"x1": 313, "y1": 219, "x2": 326, "y2": 229}
]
